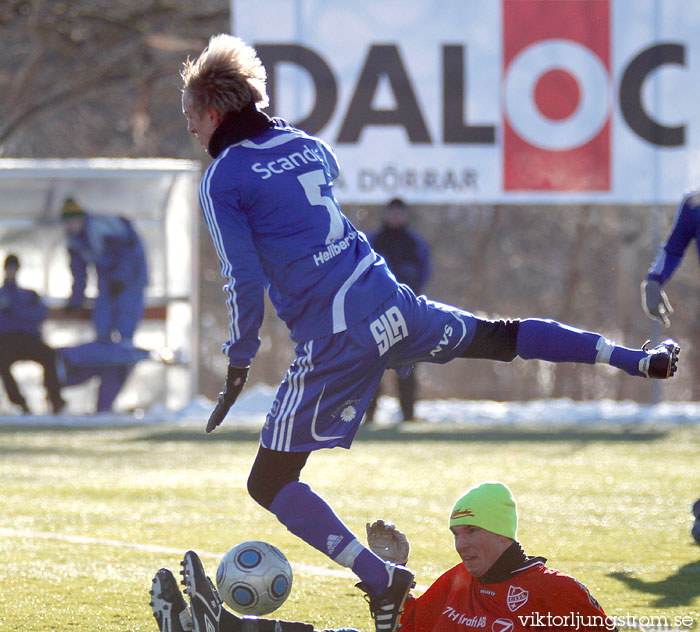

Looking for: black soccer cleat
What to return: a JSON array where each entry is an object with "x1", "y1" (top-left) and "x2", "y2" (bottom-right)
[
  {"x1": 180, "y1": 550, "x2": 222, "y2": 632},
  {"x1": 639, "y1": 339, "x2": 680, "y2": 378},
  {"x1": 357, "y1": 563, "x2": 415, "y2": 632},
  {"x1": 150, "y1": 568, "x2": 193, "y2": 632}
]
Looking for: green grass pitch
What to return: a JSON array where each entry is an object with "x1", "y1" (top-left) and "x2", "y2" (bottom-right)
[{"x1": 0, "y1": 421, "x2": 698, "y2": 631}]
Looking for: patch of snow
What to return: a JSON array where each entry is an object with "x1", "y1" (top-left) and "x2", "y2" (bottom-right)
[{"x1": 1, "y1": 383, "x2": 700, "y2": 426}]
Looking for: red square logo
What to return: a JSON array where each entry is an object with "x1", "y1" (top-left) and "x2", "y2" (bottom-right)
[{"x1": 503, "y1": 0, "x2": 611, "y2": 191}]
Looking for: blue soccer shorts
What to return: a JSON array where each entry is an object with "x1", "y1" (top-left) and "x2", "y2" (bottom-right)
[{"x1": 261, "y1": 285, "x2": 477, "y2": 451}]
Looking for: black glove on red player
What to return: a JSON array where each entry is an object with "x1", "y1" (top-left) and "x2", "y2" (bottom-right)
[{"x1": 206, "y1": 364, "x2": 249, "y2": 433}]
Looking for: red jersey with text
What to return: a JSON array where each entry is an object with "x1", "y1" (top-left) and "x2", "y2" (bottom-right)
[{"x1": 399, "y1": 562, "x2": 613, "y2": 632}]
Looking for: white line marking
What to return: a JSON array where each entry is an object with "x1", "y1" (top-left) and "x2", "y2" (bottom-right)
[
  {"x1": 0, "y1": 527, "x2": 354, "y2": 579},
  {"x1": 0, "y1": 527, "x2": 430, "y2": 591}
]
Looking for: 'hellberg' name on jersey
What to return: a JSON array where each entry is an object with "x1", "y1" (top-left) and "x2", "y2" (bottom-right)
[{"x1": 200, "y1": 118, "x2": 397, "y2": 366}]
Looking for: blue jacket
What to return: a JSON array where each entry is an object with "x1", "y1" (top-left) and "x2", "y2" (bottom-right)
[
  {"x1": 0, "y1": 281, "x2": 47, "y2": 336},
  {"x1": 201, "y1": 108, "x2": 397, "y2": 366},
  {"x1": 67, "y1": 214, "x2": 148, "y2": 306}
]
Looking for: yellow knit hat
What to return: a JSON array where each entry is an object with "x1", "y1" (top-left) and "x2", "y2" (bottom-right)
[{"x1": 60, "y1": 197, "x2": 85, "y2": 219}]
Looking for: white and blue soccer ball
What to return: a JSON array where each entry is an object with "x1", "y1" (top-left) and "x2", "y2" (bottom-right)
[{"x1": 216, "y1": 541, "x2": 293, "y2": 615}]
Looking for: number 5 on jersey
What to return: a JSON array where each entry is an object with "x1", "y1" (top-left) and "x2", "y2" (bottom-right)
[{"x1": 298, "y1": 169, "x2": 345, "y2": 244}]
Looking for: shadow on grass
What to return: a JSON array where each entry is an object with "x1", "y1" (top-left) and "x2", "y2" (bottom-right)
[
  {"x1": 0, "y1": 420, "x2": 671, "y2": 446},
  {"x1": 609, "y1": 560, "x2": 700, "y2": 607},
  {"x1": 131, "y1": 423, "x2": 670, "y2": 444}
]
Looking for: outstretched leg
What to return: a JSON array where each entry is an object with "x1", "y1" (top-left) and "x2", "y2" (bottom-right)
[
  {"x1": 251, "y1": 333, "x2": 408, "y2": 595},
  {"x1": 247, "y1": 446, "x2": 413, "y2": 632},
  {"x1": 461, "y1": 318, "x2": 679, "y2": 378},
  {"x1": 149, "y1": 560, "x2": 328, "y2": 632},
  {"x1": 248, "y1": 446, "x2": 391, "y2": 594}
]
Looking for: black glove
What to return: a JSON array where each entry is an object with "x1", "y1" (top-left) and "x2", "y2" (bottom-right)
[
  {"x1": 206, "y1": 365, "x2": 249, "y2": 433},
  {"x1": 108, "y1": 280, "x2": 124, "y2": 296},
  {"x1": 641, "y1": 279, "x2": 673, "y2": 327}
]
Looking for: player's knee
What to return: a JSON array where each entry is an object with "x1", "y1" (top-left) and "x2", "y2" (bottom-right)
[
  {"x1": 461, "y1": 318, "x2": 520, "y2": 362},
  {"x1": 247, "y1": 469, "x2": 277, "y2": 509},
  {"x1": 247, "y1": 446, "x2": 309, "y2": 509}
]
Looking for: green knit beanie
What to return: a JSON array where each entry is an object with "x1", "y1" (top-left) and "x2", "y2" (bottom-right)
[{"x1": 449, "y1": 482, "x2": 518, "y2": 540}]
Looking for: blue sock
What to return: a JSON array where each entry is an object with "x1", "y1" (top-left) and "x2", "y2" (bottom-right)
[
  {"x1": 516, "y1": 318, "x2": 644, "y2": 376},
  {"x1": 269, "y1": 481, "x2": 389, "y2": 594},
  {"x1": 609, "y1": 346, "x2": 645, "y2": 377},
  {"x1": 516, "y1": 318, "x2": 599, "y2": 363}
]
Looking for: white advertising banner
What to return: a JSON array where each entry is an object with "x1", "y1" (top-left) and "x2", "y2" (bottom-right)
[{"x1": 232, "y1": 0, "x2": 700, "y2": 204}]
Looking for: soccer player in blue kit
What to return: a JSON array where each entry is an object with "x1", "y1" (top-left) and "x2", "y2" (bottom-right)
[
  {"x1": 175, "y1": 35, "x2": 679, "y2": 632},
  {"x1": 640, "y1": 191, "x2": 700, "y2": 549},
  {"x1": 642, "y1": 190, "x2": 700, "y2": 326}
]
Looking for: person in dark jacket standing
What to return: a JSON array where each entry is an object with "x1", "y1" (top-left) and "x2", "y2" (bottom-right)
[
  {"x1": 639, "y1": 191, "x2": 700, "y2": 548},
  {"x1": 0, "y1": 254, "x2": 65, "y2": 414},
  {"x1": 367, "y1": 198, "x2": 431, "y2": 422}
]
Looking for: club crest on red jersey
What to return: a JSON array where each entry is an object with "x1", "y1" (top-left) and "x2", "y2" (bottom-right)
[{"x1": 506, "y1": 585, "x2": 529, "y2": 612}]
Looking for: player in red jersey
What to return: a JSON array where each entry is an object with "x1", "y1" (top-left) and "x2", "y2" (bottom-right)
[
  {"x1": 149, "y1": 481, "x2": 617, "y2": 632},
  {"x1": 397, "y1": 482, "x2": 616, "y2": 632}
]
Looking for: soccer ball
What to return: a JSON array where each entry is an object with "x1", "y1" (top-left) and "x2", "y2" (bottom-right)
[{"x1": 216, "y1": 541, "x2": 293, "y2": 615}]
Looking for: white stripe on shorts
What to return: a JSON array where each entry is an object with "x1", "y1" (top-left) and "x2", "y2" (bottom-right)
[{"x1": 271, "y1": 341, "x2": 314, "y2": 451}]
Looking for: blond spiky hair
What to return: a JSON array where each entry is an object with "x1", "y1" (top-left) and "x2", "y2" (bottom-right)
[{"x1": 181, "y1": 34, "x2": 269, "y2": 114}]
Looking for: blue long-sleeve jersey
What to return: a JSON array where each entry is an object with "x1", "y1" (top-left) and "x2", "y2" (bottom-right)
[
  {"x1": 67, "y1": 214, "x2": 148, "y2": 306},
  {"x1": 200, "y1": 115, "x2": 398, "y2": 366},
  {"x1": 647, "y1": 191, "x2": 700, "y2": 285},
  {"x1": 0, "y1": 281, "x2": 47, "y2": 336}
]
